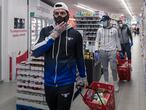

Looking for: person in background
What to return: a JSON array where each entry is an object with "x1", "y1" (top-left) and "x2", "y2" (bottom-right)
[
  {"x1": 136, "y1": 27, "x2": 140, "y2": 35},
  {"x1": 32, "y1": 2, "x2": 87, "y2": 110},
  {"x1": 118, "y1": 20, "x2": 133, "y2": 64},
  {"x1": 94, "y1": 15, "x2": 121, "y2": 92}
]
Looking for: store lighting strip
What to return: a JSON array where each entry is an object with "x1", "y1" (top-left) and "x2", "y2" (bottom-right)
[
  {"x1": 120, "y1": 0, "x2": 133, "y2": 17},
  {"x1": 74, "y1": 3, "x2": 95, "y2": 12}
]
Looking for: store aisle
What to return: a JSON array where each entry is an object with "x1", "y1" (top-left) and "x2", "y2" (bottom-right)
[
  {"x1": 72, "y1": 35, "x2": 146, "y2": 110},
  {"x1": 116, "y1": 35, "x2": 146, "y2": 110},
  {"x1": 0, "y1": 36, "x2": 146, "y2": 110}
]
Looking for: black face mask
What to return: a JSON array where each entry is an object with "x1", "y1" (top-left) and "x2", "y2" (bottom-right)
[{"x1": 54, "y1": 14, "x2": 69, "y2": 24}]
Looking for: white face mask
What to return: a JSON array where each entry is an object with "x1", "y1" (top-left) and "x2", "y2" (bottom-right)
[
  {"x1": 103, "y1": 21, "x2": 108, "y2": 28},
  {"x1": 119, "y1": 24, "x2": 123, "y2": 27}
]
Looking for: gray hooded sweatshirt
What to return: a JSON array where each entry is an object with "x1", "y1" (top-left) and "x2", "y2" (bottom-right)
[
  {"x1": 118, "y1": 24, "x2": 133, "y2": 44},
  {"x1": 95, "y1": 26, "x2": 121, "y2": 51}
]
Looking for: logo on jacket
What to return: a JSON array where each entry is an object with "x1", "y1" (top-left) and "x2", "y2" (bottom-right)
[
  {"x1": 61, "y1": 93, "x2": 70, "y2": 98},
  {"x1": 67, "y1": 37, "x2": 73, "y2": 41}
]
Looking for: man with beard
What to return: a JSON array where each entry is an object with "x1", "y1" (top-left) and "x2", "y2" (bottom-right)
[{"x1": 32, "y1": 2, "x2": 87, "y2": 110}]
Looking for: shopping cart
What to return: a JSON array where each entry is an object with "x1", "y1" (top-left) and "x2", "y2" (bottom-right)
[{"x1": 76, "y1": 81, "x2": 115, "y2": 110}]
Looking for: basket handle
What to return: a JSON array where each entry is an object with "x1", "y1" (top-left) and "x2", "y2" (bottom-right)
[{"x1": 76, "y1": 84, "x2": 105, "y2": 106}]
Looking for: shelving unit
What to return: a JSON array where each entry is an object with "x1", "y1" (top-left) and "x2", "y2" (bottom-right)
[
  {"x1": 74, "y1": 14, "x2": 102, "y2": 85},
  {"x1": 16, "y1": 57, "x2": 48, "y2": 110},
  {"x1": 75, "y1": 16, "x2": 101, "y2": 53},
  {"x1": 30, "y1": 17, "x2": 54, "y2": 51},
  {"x1": 140, "y1": 4, "x2": 146, "y2": 92}
]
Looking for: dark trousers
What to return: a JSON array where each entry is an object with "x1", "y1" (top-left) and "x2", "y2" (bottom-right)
[
  {"x1": 45, "y1": 84, "x2": 74, "y2": 110},
  {"x1": 121, "y1": 43, "x2": 131, "y2": 60}
]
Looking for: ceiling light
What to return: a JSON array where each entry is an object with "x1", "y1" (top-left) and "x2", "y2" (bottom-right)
[
  {"x1": 74, "y1": 3, "x2": 95, "y2": 12},
  {"x1": 120, "y1": 0, "x2": 133, "y2": 17}
]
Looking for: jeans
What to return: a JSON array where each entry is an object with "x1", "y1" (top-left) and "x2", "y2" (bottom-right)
[{"x1": 121, "y1": 43, "x2": 131, "y2": 60}]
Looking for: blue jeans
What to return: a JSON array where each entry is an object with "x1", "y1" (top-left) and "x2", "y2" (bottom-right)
[{"x1": 121, "y1": 43, "x2": 131, "y2": 60}]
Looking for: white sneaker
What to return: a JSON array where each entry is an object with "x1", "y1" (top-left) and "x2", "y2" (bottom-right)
[{"x1": 114, "y1": 81, "x2": 119, "y2": 92}]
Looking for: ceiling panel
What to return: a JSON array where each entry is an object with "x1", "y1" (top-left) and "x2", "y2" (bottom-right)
[
  {"x1": 126, "y1": 0, "x2": 143, "y2": 16},
  {"x1": 47, "y1": 0, "x2": 144, "y2": 17}
]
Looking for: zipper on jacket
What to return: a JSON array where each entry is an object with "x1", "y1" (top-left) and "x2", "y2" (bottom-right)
[{"x1": 54, "y1": 35, "x2": 61, "y2": 86}]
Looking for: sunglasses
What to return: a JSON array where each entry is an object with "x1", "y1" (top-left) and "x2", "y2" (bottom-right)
[{"x1": 54, "y1": 11, "x2": 67, "y2": 17}]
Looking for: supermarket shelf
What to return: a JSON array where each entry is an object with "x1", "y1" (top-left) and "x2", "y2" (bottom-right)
[
  {"x1": 17, "y1": 88, "x2": 44, "y2": 94},
  {"x1": 28, "y1": 61, "x2": 44, "y2": 65},
  {"x1": 16, "y1": 93, "x2": 45, "y2": 102},
  {"x1": 16, "y1": 100, "x2": 48, "y2": 110},
  {"x1": 17, "y1": 77, "x2": 43, "y2": 82},
  {"x1": 17, "y1": 83, "x2": 44, "y2": 88},
  {"x1": 17, "y1": 64, "x2": 31, "y2": 70},
  {"x1": 17, "y1": 71, "x2": 44, "y2": 77},
  {"x1": 30, "y1": 56, "x2": 44, "y2": 60}
]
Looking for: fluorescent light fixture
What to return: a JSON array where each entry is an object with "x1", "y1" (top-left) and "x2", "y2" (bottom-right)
[
  {"x1": 74, "y1": 3, "x2": 95, "y2": 12},
  {"x1": 120, "y1": 0, "x2": 133, "y2": 17}
]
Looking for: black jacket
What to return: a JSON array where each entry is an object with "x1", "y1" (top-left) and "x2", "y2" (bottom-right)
[{"x1": 32, "y1": 26, "x2": 86, "y2": 87}]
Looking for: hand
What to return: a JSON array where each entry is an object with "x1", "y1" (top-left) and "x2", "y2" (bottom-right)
[
  {"x1": 94, "y1": 51, "x2": 100, "y2": 61},
  {"x1": 119, "y1": 51, "x2": 125, "y2": 59},
  {"x1": 51, "y1": 22, "x2": 67, "y2": 39},
  {"x1": 117, "y1": 50, "x2": 121, "y2": 53},
  {"x1": 76, "y1": 77, "x2": 88, "y2": 88}
]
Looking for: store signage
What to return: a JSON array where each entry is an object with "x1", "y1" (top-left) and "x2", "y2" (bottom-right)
[
  {"x1": 10, "y1": 29, "x2": 27, "y2": 37},
  {"x1": 30, "y1": 12, "x2": 35, "y2": 17},
  {"x1": 14, "y1": 18, "x2": 25, "y2": 29}
]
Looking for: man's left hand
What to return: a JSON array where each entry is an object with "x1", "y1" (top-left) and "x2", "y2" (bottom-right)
[{"x1": 76, "y1": 77, "x2": 88, "y2": 88}]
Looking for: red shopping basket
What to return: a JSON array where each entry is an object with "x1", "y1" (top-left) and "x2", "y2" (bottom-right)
[
  {"x1": 117, "y1": 52, "x2": 131, "y2": 81},
  {"x1": 117, "y1": 62, "x2": 131, "y2": 81},
  {"x1": 117, "y1": 52, "x2": 126, "y2": 66},
  {"x1": 80, "y1": 82, "x2": 115, "y2": 110}
]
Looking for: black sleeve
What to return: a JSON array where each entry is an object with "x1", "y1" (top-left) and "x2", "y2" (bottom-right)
[
  {"x1": 31, "y1": 26, "x2": 54, "y2": 57},
  {"x1": 35, "y1": 26, "x2": 54, "y2": 44},
  {"x1": 75, "y1": 31, "x2": 86, "y2": 78},
  {"x1": 36, "y1": 28, "x2": 46, "y2": 44},
  {"x1": 127, "y1": 27, "x2": 133, "y2": 43},
  {"x1": 35, "y1": 27, "x2": 50, "y2": 44}
]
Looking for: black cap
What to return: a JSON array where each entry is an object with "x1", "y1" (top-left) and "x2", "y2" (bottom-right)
[{"x1": 101, "y1": 15, "x2": 111, "y2": 21}]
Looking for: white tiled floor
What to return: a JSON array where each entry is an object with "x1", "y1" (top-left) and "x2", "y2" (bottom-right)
[{"x1": 0, "y1": 35, "x2": 146, "y2": 110}]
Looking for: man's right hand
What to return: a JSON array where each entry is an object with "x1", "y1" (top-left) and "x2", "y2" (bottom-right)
[{"x1": 51, "y1": 22, "x2": 67, "y2": 39}]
